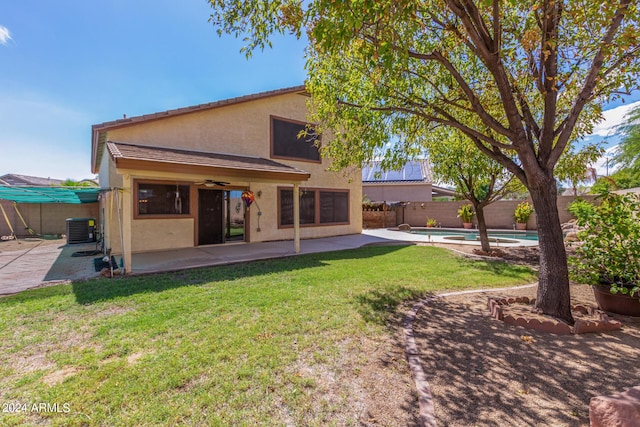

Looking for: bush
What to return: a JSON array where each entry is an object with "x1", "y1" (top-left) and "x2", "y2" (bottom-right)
[
  {"x1": 514, "y1": 201, "x2": 534, "y2": 223},
  {"x1": 568, "y1": 192, "x2": 640, "y2": 299},
  {"x1": 457, "y1": 204, "x2": 474, "y2": 222}
]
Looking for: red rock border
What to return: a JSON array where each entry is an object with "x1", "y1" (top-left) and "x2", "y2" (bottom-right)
[{"x1": 487, "y1": 297, "x2": 622, "y2": 334}]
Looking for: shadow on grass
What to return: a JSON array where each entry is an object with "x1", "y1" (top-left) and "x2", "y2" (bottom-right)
[
  {"x1": 70, "y1": 245, "x2": 408, "y2": 305},
  {"x1": 456, "y1": 256, "x2": 536, "y2": 278},
  {"x1": 356, "y1": 286, "x2": 434, "y2": 325}
]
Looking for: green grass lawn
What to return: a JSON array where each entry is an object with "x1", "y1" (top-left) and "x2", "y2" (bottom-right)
[{"x1": 0, "y1": 245, "x2": 535, "y2": 426}]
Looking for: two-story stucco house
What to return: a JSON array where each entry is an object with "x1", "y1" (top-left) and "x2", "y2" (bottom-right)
[{"x1": 91, "y1": 86, "x2": 362, "y2": 272}]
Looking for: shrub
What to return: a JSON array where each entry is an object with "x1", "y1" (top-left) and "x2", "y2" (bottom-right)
[
  {"x1": 568, "y1": 192, "x2": 640, "y2": 299},
  {"x1": 514, "y1": 201, "x2": 534, "y2": 223},
  {"x1": 457, "y1": 204, "x2": 474, "y2": 222}
]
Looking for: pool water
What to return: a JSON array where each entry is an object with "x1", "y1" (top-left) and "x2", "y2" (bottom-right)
[{"x1": 410, "y1": 229, "x2": 539, "y2": 241}]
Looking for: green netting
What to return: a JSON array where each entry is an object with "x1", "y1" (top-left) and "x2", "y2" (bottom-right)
[{"x1": 0, "y1": 186, "x2": 102, "y2": 204}]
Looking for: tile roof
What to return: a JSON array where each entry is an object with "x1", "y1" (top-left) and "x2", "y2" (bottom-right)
[
  {"x1": 93, "y1": 86, "x2": 306, "y2": 132},
  {"x1": 106, "y1": 142, "x2": 310, "y2": 180},
  {"x1": 92, "y1": 85, "x2": 307, "y2": 174},
  {"x1": 0, "y1": 174, "x2": 65, "y2": 186}
]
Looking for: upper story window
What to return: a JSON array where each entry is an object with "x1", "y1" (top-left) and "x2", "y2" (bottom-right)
[{"x1": 270, "y1": 116, "x2": 320, "y2": 163}]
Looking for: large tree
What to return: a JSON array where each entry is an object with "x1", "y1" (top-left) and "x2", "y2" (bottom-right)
[{"x1": 209, "y1": 0, "x2": 640, "y2": 323}]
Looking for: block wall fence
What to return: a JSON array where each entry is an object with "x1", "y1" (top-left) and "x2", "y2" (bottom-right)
[
  {"x1": 364, "y1": 196, "x2": 597, "y2": 230},
  {"x1": 0, "y1": 200, "x2": 99, "y2": 237}
]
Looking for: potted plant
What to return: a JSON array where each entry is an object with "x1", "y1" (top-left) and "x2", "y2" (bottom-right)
[
  {"x1": 457, "y1": 204, "x2": 474, "y2": 229},
  {"x1": 568, "y1": 193, "x2": 640, "y2": 316},
  {"x1": 426, "y1": 218, "x2": 438, "y2": 228},
  {"x1": 514, "y1": 201, "x2": 534, "y2": 230}
]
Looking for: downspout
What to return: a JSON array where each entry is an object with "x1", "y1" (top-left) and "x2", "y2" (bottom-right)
[{"x1": 114, "y1": 188, "x2": 126, "y2": 274}]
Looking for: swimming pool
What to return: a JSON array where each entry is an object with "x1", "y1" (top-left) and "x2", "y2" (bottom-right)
[{"x1": 409, "y1": 229, "x2": 539, "y2": 241}]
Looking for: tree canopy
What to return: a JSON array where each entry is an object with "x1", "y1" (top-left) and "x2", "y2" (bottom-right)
[
  {"x1": 209, "y1": 0, "x2": 640, "y2": 322},
  {"x1": 613, "y1": 104, "x2": 640, "y2": 174}
]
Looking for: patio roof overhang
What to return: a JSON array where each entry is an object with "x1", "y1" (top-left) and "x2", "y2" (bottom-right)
[{"x1": 107, "y1": 141, "x2": 311, "y2": 182}]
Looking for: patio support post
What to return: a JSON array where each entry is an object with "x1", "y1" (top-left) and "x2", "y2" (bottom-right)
[{"x1": 293, "y1": 183, "x2": 300, "y2": 253}]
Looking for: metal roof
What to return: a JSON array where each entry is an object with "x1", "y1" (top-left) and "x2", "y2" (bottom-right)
[{"x1": 362, "y1": 160, "x2": 432, "y2": 183}]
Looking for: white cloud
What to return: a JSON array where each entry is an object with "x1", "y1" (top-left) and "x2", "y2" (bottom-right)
[
  {"x1": 0, "y1": 25, "x2": 12, "y2": 45},
  {"x1": 593, "y1": 145, "x2": 621, "y2": 177},
  {"x1": 590, "y1": 101, "x2": 640, "y2": 137}
]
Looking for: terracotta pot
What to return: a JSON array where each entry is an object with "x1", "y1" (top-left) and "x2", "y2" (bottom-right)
[
  {"x1": 515, "y1": 222, "x2": 527, "y2": 230},
  {"x1": 462, "y1": 222, "x2": 473, "y2": 229},
  {"x1": 592, "y1": 284, "x2": 640, "y2": 317}
]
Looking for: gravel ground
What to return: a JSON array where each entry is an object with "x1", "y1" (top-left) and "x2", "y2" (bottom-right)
[{"x1": 412, "y1": 244, "x2": 640, "y2": 427}]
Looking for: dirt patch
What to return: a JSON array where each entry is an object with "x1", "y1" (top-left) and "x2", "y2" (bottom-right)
[
  {"x1": 13, "y1": 353, "x2": 56, "y2": 373},
  {"x1": 42, "y1": 367, "x2": 78, "y2": 386},
  {"x1": 285, "y1": 334, "x2": 420, "y2": 426},
  {"x1": 126, "y1": 352, "x2": 145, "y2": 365}
]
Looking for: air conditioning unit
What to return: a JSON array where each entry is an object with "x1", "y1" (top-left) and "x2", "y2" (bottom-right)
[{"x1": 66, "y1": 218, "x2": 97, "y2": 244}]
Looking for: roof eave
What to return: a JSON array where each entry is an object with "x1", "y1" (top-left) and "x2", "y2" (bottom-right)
[{"x1": 113, "y1": 158, "x2": 311, "y2": 183}]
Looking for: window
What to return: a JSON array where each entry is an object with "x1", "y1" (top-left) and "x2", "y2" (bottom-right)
[
  {"x1": 271, "y1": 116, "x2": 320, "y2": 162},
  {"x1": 278, "y1": 188, "x2": 349, "y2": 227},
  {"x1": 320, "y1": 191, "x2": 349, "y2": 224},
  {"x1": 137, "y1": 183, "x2": 190, "y2": 216},
  {"x1": 279, "y1": 189, "x2": 315, "y2": 226}
]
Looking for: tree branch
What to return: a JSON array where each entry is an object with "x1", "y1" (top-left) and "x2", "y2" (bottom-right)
[
  {"x1": 550, "y1": 0, "x2": 633, "y2": 168},
  {"x1": 407, "y1": 49, "x2": 514, "y2": 139}
]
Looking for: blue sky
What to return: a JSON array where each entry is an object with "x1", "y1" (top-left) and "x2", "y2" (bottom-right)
[
  {"x1": 0, "y1": 0, "x2": 307, "y2": 180},
  {"x1": 0, "y1": 1, "x2": 638, "y2": 181}
]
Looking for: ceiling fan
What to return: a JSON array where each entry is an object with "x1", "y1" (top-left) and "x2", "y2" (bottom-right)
[{"x1": 195, "y1": 179, "x2": 231, "y2": 187}]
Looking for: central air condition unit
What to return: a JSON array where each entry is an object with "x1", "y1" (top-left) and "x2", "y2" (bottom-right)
[{"x1": 66, "y1": 218, "x2": 97, "y2": 244}]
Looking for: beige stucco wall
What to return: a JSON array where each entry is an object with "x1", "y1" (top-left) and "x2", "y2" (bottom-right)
[
  {"x1": 98, "y1": 92, "x2": 362, "y2": 254},
  {"x1": 0, "y1": 200, "x2": 99, "y2": 237},
  {"x1": 363, "y1": 182, "x2": 433, "y2": 202}
]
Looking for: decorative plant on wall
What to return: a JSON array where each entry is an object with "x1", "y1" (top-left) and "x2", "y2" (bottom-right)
[
  {"x1": 514, "y1": 201, "x2": 534, "y2": 230},
  {"x1": 457, "y1": 204, "x2": 475, "y2": 228}
]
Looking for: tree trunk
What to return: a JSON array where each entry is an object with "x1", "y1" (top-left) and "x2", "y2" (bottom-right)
[
  {"x1": 475, "y1": 205, "x2": 491, "y2": 252},
  {"x1": 529, "y1": 178, "x2": 574, "y2": 324}
]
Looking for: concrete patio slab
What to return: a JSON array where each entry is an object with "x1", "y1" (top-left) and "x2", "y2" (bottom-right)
[
  {"x1": 0, "y1": 232, "x2": 405, "y2": 296},
  {"x1": 0, "y1": 240, "x2": 100, "y2": 296},
  {"x1": 1, "y1": 228, "x2": 537, "y2": 297}
]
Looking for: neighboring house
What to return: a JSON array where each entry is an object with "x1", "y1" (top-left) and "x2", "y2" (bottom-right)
[
  {"x1": 362, "y1": 160, "x2": 455, "y2": 202},
  {"x1": 91, "y1": 86, "x2": 362, "y2": 272},
  {"x1": 0, "y1": 174, "x2": 64, "y2": 187}
]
